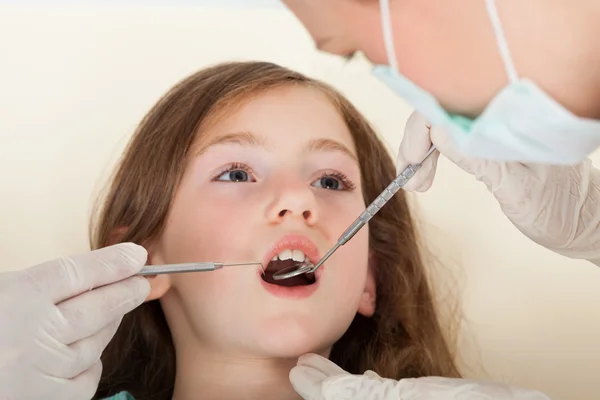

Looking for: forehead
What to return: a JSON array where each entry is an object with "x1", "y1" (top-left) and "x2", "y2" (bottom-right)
[{"x1": 197, "y1": 85, "x2": 358, "y2": 155}]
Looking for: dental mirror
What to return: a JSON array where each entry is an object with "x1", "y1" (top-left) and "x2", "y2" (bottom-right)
[{"x1": 271, "y1": 261, "x2": 314, "y2": 280}]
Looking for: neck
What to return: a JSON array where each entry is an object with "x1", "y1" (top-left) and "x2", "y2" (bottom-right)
[{"x1": 172, "y1": 347, "x2": 302, "y2": 400}]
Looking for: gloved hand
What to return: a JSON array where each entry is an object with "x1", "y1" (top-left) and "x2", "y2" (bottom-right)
[
  {"x1": 398, "y1": 111, "x2": 600, "y2": 266},
  {"x1": 0, "y1": 243, "x2": 150, "y2": 400},
  {"x1": 290, "y1": 353, "x2": 553, "y2": 400}
]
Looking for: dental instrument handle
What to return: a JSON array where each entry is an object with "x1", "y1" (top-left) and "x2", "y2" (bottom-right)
[
  {"x1": 310, "y1": 145, "x2": 436, "y2": 272},
  {"x1": 341, "y1": 145, "x2": 435, "y2": 243},
  {"x1": 137, "y1": 262, "x2": 224, "y2": 276},
  {"x1": 137, "y1": 262, "x2": 263, "y2": 276}
]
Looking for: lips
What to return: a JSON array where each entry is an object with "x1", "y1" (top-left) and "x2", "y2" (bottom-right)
[
  {"x1": 261, "y1": 234, "x2": 321, "y2": 269},
  {"x1": 259, "y1": 234, "x2": 323, "y2": 298}
]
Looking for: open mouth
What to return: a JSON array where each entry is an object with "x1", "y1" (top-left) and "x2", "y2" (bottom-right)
[{"x1": 261, "y1": 251, "x2": 316, "y2": 287}]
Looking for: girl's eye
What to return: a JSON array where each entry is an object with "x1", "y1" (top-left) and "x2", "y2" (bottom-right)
[
  {"x1": 314, "y1": 176, "x2": 341, "y2": 190},
  {"x1": 311, "y1": 172, "x2": 355, "y2": 191},
  {"x1": 214, "y1": 164, "x2": 255, "y2": 182},
  {"x1": 221, "y1": 170, "x2": 249, "y2": 182}
]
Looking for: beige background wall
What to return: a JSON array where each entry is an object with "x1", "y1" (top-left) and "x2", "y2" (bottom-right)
[{"x1": 1, "y1": 5, "x2": 599, "y2": 400}]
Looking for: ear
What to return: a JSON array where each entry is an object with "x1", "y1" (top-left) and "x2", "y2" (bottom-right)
[
  {"x1": 142, "y1": 244, "x2": 173, "y2": 301},
  {"x1": 107, "y1": 227, "x2": 172, "y2": 302},
  {"x1": 143, "y1": 274, "x2": 172, "y2": 301},
  {"x1": 357, "y1": 253, "x2": 377, "y2": 317}
]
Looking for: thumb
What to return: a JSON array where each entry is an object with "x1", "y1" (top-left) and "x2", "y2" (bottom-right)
[
  {"x1": 290, "y1": 354, "x2": 349, "y2": 400},
  {"x1": 289, "y1": 364, "x2": 328, "y2": 400},
  {"x1": 397, "y1": 111, "x2": 440, "y2": 192}
]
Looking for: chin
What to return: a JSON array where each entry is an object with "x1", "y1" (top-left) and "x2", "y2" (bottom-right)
[{"x1": 253, "y1": 315, "x2": 340, "y2": 359}]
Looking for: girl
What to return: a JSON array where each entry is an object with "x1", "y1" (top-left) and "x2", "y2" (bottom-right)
[{"x1": 91, "y1": 61, "x2": 459, "y2": 400}]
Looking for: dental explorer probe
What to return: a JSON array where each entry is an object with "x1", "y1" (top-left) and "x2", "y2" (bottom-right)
[
  {"x1": 271, "y1": 145, "x2": 437, "y2": 281},
  {"x1": 137, "y1": 262, "x2": 264, "y2": 276}
]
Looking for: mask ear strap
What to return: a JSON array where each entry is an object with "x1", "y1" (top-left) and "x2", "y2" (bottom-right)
[
  {"x1": 484, "y1": 0, "x2": 519, "y2": 83},
  {"x1": 379, "y1": 0, "x2": 399, "y2": 71}
]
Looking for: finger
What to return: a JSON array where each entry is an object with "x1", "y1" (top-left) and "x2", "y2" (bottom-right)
[
  {"x1": 23, "y1": 243, "x2": 148, "y2": 304},
  {"x1": 412, "y1": 150, "x2": 440, "y2": 192},
  {"x1": 321, "y1": 374, "x2": 389, "y2": 399},
  {"x1": 40, "y1": 318, "x2": 121, "y2": 379},
  {"x1": 289, "y1": 365, "x2": 327, "y2": 400},
  {"x1": 363, "y1": 370, "x2": 381, "y2": 379},
  {"x1": 291, "y1": 354, "x2": 348, "y2": 399},
  {"x1": 65, "y1": 359, "x2": 103, "y2": 400},
  {"x1": 296, "y1": 354, "x2": 348, "y2": 377},
  {"x1": 52, "y1": 276, "x2": 148, "y2": 345},
  {"x1": 397, "y1": 111, "x2": 432, "y2": 167},
  {"x1": 397, "y1": 112, "x2": 438, "y2": 192}
]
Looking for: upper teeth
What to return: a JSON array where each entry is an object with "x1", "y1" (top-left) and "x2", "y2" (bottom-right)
[{"x1": 272, "y1": 249, "x2": 306, "y2": 262}]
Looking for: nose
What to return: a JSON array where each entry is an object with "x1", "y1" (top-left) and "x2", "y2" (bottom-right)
[{"x1": 266, "y1": 176, "x2": 318, "y2": 226}]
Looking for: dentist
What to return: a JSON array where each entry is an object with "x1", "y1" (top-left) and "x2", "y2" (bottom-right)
[{"x1": 281, "y1": 0, "x2": 600, "y2": 398}]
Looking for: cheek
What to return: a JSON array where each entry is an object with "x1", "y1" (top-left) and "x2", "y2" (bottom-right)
[
  {"x1": 328, "y1": 226, "x2": 370, "y2": 297},
  {"x1": 170, "y1": 268, "x2": 254, "y2": 306},
  {"x1": 316, "y1": 193, "x2": 369, "y2": 288},
  {"x1": 163, "y1": 267, "x2": 263, "y2": 348},
  {"x1": 352, "y1": 21, "x2": 387, "y2": 65},
  {"x1": 158, "y1": 189, "x2": 258, "y2": 263}
]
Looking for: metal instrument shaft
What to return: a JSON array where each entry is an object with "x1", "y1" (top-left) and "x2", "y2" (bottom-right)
[{"x1": 137, "y1": 262, "x2": 263, "y2": 276}]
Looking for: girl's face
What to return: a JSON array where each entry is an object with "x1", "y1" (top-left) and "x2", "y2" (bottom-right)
[{"x1": 148, "y1": 86, "x2": 376, "y2": 358}]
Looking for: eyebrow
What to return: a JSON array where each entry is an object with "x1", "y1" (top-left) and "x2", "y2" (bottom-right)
[
  {"x1": 306, "y1": 137, "x2": 358, "y2": 163},
  {"x1": 195, "y1": 131, "x2": 358, "y2": 163},
  {"x1": 194, "y1": 131, "x2": 265, "y2": 156}
]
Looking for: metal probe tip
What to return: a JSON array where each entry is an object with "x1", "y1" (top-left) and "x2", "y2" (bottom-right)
[{"x1": 225, "y1": 262, "x2": 264, "y2": 274}]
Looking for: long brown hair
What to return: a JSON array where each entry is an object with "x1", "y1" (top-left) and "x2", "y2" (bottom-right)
[{"x1": 91, "y1": 61, "x2": 460, "y2": 400}]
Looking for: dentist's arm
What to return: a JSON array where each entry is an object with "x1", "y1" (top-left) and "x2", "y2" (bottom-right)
[
  {"x1": 399, "y1": 111, "x2": 600, "y2": 267},
  {"x1": 290, "y1": 354, "x2": 553, "y2": 400},
  {"x1": 0, "y1": 243, "x2": 150, "y2": 400}
]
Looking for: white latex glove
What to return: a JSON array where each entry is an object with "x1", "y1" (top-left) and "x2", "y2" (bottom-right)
[
  {"x1": 290, "y1": 353, "x2": 553, "y2": 400},
  {"x1": 396, "y1": 112, "x2": 441, "y2": 192},
  {"x1": 398, "y1": 111, "x2": 600, "y2": 266},
  {"x1": 0, "y1": 243, "x2": 150, "y2": 400}
]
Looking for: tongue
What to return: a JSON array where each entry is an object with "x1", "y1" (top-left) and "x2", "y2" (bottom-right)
[{"x1": 271, "y1": 274, "x2": 314, "y2": 287}]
